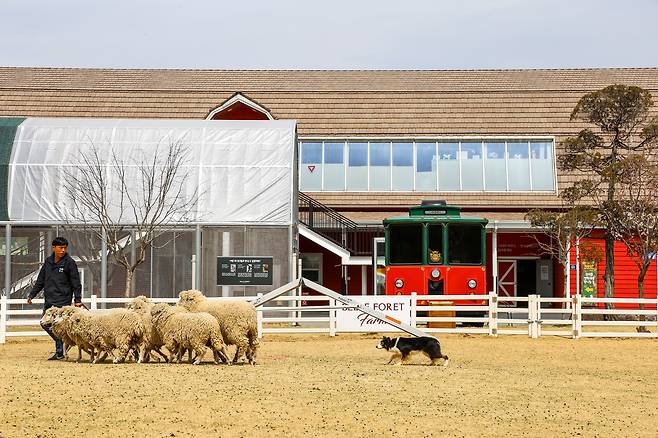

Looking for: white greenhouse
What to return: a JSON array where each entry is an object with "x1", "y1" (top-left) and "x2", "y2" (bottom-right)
[{"x1": 0, "y1": 117, "x2": 298, "y2": 299}]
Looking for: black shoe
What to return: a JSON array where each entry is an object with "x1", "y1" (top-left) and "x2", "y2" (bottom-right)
[{"x1": 47, "y1": 353, "x2": 65, "y2": 361}]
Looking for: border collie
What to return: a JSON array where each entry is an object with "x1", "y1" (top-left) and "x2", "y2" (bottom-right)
[{"x1": 376, "y1": 336, "x2": 449, "y2": 366}]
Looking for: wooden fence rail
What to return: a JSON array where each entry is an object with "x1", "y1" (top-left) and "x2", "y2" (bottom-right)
[{"x1": 1, "y1": 293, "x2": 657, "y2": 344}]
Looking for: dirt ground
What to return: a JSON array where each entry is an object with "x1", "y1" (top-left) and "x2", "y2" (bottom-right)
[{"x1": 1, "y1": 333, "x2": 657, "y2": 438}]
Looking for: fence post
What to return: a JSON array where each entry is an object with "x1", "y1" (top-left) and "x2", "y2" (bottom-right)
[
  {"x1": 410, "y1": 292, "x2": 417, "y2": 328},
  {"x1": 655, "y1": 298, "x2": 658, "y2": 339},
  {"x1": 535, "y1": 295, "x2": 542, "y2": 339},
  {"x1": 488, "y1": 292, "x2": 498, "y2": 337},
  {"x1": 256, "y1": 293, "x2": 263, "y2": 339},
  {"x1": 329, "y1": 298, "x2": 336, "y2": 337},
  {"x1": 527, "y1": 295, "x2": 536, "y2": 338},
  {"x1": 91, "y1": 294, "x2": 98, "y2": 311},
  {"x1": 572, "y1": 294, "x2": 581, "y2": 339},
  {"x1": 0, "y1": 294, "x2": 7, "y2": 344}
]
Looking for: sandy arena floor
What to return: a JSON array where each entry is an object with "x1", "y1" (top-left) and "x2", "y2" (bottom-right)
[{"x1": 1, "y1": 333, "x2": 657, "y2": 437}]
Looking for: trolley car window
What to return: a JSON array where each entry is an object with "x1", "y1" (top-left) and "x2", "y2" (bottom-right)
[
  {"x1": 388, "y1": 224, "x2": 423, "y2": 264},
  {"x1": 447, "y1": 224, "x2": 482, "y2": 264},
  {"x1": 427, "y1": 224, "x2": 443, "y2": 264}
]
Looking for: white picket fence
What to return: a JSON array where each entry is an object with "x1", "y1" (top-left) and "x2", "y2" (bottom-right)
[{"x1": 1, "y1": 292, "x2": 657, "y2": 344}]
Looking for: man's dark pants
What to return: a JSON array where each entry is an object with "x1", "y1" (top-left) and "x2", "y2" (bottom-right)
[{"x1": 41, "y1": 303, "x2": 64, "y2": 357}]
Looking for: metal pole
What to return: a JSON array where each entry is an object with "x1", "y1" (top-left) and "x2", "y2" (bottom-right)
[
  {"x1": 195, "y1": 225, "x2": 202, "y2": 291},
  {"x1": 492, "y1": 224, "x2": 498, "y2": 294},
  {"x1": 101, "y1": 228, "x2": 107, "y2": 300},
  {"x1": 5, "y1": 224, "x2": 11, "y2": 297}
]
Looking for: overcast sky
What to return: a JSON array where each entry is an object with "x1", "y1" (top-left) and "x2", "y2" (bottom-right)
[{"x1": 2, "y1": 0, "x2": 657, "y2": 70}]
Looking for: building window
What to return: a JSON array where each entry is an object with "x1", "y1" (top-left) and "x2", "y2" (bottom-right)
[
  {"x1": 299, "y1": 138, "x2": 555, "y2": 192},
  {"x1": 300, "y1": 253, "x2": 322, "y2": 284}
]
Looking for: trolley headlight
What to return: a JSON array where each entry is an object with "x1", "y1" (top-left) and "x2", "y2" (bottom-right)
[
  {"x1": 394, "y1": 279, "x2": 404, "y2": 288},
  {"x1": 467, "y1": 279, "x2": 477, "y2": 289},
  {"x1": 430, "y1": 269, "x2": 441, "y2": 279}
]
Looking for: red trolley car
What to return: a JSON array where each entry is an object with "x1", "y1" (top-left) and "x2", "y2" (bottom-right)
[{"x1": 384, "y1": 201, "x2": 488, "y2": 305}]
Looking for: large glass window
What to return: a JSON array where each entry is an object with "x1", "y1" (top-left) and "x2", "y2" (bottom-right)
[
  {"x1": 484, "y1": 142, "x2": 506, "y2": 191},
  {"x1": 300, "y1": 142, "x2": 322, "y2": 190},
  {"x1": 369, "y1": 142, "x2": 391, "y2": 191},
  {"x1": 447, "y1": 224, "x2": 483, "y2": 265},
  {"x1": 323, "y1": 142, "x2": 345, "y2": 190},
  {"x1": 461, "y1": 142, "x2": 484, "y2": 190},
  {"x1": 392, "y1": 142, "x2": 413, "y2": 191},
  {"x1": 347, "y1": 142, "x2": 368, "y2": 190},
  {"x1": 388, "y1": 224, "x2": 423, "y2": 264},
  {"x1": 508, "y1": 141, "x2": 531, "y2": 190},
  {"x1": 531, "y1": 141, "x2": 555, "y2": 190},
  {"x1": 438, "y1": 142, "x2": 460, "y2": 190},
  {"x1": 299, "y1": 138, "x2": 554, "y2": 192},
  {"x1": 415, "y1": 142, "x2": 437, "y2": 191}
]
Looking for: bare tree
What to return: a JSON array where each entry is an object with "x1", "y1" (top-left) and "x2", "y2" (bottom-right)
[
  {"x1": 605, "y1": 155, "x2": 658, "y2": 331},
  {"x1": 526, "y1": 207, "x2": 600, "y2": 299},
  {"x1": 59, "y1": 139, "x2": 200, "y2": 297}
]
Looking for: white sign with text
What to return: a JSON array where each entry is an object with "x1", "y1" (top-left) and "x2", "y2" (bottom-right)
[{"x1": 335, "y1": 296, "x2": 412, "y2": 332}]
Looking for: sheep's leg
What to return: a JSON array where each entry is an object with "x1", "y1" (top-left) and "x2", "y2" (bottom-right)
[
  {"x1": 93, "y1": 350, "x2": 108, "y2": 364},
  {"x1": 166, "y1": 342, "x2": 179, "y2": 363},
  {"x1": 188, "y1": 349, "x2": 193, "y2": 364},
  {"x1": 232, "y1": 342, "x2": 248, "y2": 364},
  {"x1": 138, "y1": 346, "x2": 148, "y2": 364},
  {"x1": 76, "y1": 345, "x2": 83, "y2": 363},
  {"x1": 114, "y1": 345, "x2": 131, "y2": 364},
  {"x1": 214, "y1": 347, "x2": 230, "y2": 365},
  {"x1": 63, "y1": 343, "x2": 72, "y2": 359},
  {"x1": 154, "y1": 348, "x2": 169, "y2": 363},
  {"x1": 192, "y1": 346, "x2": 206, "y2": 365},
  {"x1": 245, "y1": 347, "x2": 257, "y2": 365}
]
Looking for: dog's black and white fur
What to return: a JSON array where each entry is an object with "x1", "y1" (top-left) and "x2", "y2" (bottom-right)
[{"x1": 376, "y1": 336, "x2": 449, "y2": 366}]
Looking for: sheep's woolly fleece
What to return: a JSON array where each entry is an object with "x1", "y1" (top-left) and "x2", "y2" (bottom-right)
[
  {"x1": 150, "y1": 302, "x2": 229, "y2": 365},
  {"x1": 126, "y1": 296, "x2": 169, "y2": 363},
  {"x1": 177, "y1": 290, "x2": 259, "y2": 364},
  {"x1": 68, "y1": 308, "x2": 144, "y2": 364}
]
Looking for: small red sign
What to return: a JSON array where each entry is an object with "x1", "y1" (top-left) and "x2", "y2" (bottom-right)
[{"x1": 308, "y1": 165, "x2": 316, "y2": 173}]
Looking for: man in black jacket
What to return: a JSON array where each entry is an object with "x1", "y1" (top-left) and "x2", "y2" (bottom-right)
[{"x1": 27, "y1": 236, "x2": 82, "y2": 360}]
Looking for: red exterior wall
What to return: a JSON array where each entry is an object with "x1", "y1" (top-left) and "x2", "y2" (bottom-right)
[
  {"x1": 210, "y1": 101, "x2": 269, "y2": 120},
  {"x1": 302, "y1": 233, "x2": 657, "y2": 309},
  {"x1": 572, "y1": 237, "x2": 657, "y2": 308},
  {"x1": 486, "y1": 232, "x2": 551, "y2": 294},
  {"x1": 299, "y1": 237, "x2": 371, "y2": 295}
]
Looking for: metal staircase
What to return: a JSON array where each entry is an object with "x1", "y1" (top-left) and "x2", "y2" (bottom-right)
[{"x1": 298, "y1": 193, "x2": 384, "y2": 256}]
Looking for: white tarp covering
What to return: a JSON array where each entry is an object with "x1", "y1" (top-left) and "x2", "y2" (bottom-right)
[{"x1": 8, "y1": 118, "x2": 297, "y2": 225}]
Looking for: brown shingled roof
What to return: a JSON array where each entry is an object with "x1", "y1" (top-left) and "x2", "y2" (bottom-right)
[
  {"x1": 2, "y1": 67, "x2": 658, "y2": 92},
  {"x1": 1, "y1": 67, "x2": 657, "y2": 211}
]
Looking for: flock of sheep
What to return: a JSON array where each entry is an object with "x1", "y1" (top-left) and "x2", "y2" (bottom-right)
[{"x1": 39, "y1": 290, "x2": 259, "y2": 365}]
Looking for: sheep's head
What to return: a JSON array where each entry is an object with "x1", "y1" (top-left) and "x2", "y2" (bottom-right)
[
  {"x1": 177, "y1": 290, "x2": 205, "y2": 310},
  {"x1": 127, "y1": 296, "x2": 152, "y2": 312},
  {"x1": 53, "y1": 306, "x2": 74, "y2": 326},
  {"x1": 40, "y1": 307, "x2": 60, "y2": 327},
  {"x1": 150, "y1": 302, "x2": 172, "y2": 321}
]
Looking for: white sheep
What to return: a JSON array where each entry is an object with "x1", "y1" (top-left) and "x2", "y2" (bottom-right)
[
  {"x1": 177, "y1": 290, "x2": 259, "y2": 364},
  {"x1": 51, "y1": 306, "x2": 97, "y2": 362},
  {"x1": 126, "y1": 296, "x2": 170, "y2": 363},
  {"x1": 68, "y1": 308, "x2": 144, "y2": 364},
  {"x1": 40, "y1": 307, "x2": 77, "y2": 359},
  {"x1": 150, "y1": 302, "x2": 229, "y2": 365}
]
